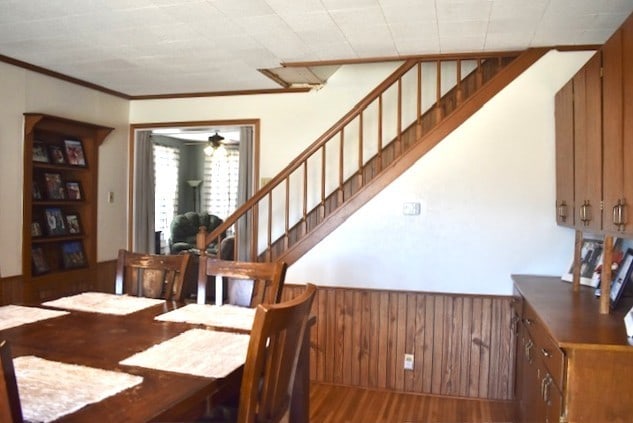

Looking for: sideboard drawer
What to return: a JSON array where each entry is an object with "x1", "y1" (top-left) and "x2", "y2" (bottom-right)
[{"x1": 522, "y1": 303, "x2": 565, "y2": 390}]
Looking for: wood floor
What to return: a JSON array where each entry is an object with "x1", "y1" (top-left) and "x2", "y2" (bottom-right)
[{"x1": 309, "y1": 383, "x2": 516, "y2": 423}]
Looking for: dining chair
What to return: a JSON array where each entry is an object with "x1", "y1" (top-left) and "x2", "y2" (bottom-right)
[
  {"x1": 115, "y1": 249, "x2": 192, "y2": 300},
  {"x1": 0, "y1": 340, "x2": 24, "y2": 423},
  {"x1": 238, "y1": 283, "x2": 316, "y2": 423},
  {"x1": 199, "y1": 258, "x2": 288, "y2": 307}
]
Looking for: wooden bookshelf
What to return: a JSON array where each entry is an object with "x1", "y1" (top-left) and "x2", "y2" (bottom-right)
[{"x1": 22, "y1": 113, "x2": 113, "y2": 303}]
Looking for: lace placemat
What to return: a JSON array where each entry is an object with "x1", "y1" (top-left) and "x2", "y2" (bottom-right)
[
  {"x1": 155, "y1": 304, "x2": 256, "y2": 331},
  {"x1": 42, "y1": 292, "x2": 164, "y2": 315},
  {"x1": 0, "y1": 305, "x2": 69, "y2": 331},
  {"x1": 14, "y1": 355, "x2": 143, "y2": 423},
  {"x1": 120, "y1": 328, "x2": 249, "y2": 378}
]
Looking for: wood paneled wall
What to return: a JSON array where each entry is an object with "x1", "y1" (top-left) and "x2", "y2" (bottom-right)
[{"x1": 282, "y1": 284, "x2": 516, "y2": 401}]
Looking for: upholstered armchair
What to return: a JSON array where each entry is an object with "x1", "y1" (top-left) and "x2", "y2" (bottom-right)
[{"x1": 169, "y1": 211, "x2": 225, "y2": 254}]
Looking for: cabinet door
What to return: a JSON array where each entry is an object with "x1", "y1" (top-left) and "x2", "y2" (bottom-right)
[
  {"x1": 555, "y1": 80, "x2": 575, "y2": 227},
  {"x1": 604, "y1": 15, "x2": 633, "y2": 234},
  {"x1": 573, "y1": 52, "x2": 602, "y2": 232},
  {"x1": 603, "y1": 25, "x2": 625, "y2": 233}
]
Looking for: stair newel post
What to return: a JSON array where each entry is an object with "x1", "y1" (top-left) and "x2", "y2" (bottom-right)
[
  {"x1": 572, "y1": 230, "x2": 583, "y2": 292},
  {"x1": 600, "y1": 235, "x2": 614, "y2": 314}
]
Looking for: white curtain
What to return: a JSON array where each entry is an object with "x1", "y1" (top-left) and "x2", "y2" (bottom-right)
[
  {"x1": 202, "y1": 146, "x2": 240, "y2": 222},
  {"x1": 133, "y1": 131, "x2": 155, "y2": 253},
  {"x1": 153, "y1": 143, "x2": 180, "y2": 248}
]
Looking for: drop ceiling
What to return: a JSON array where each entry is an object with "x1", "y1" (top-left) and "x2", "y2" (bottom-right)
[{"x1": 1, "y1": 0, "x2": 632, "y2": 97}]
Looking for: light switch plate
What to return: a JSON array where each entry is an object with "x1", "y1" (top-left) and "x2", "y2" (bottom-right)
[{"x1": 403, "y1": 202, "x2": 421, "y2": 215}]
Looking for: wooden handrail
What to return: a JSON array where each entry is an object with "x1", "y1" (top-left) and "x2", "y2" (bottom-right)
[{"x1": 198, "y1": 50, "x2": 533, "y2": 261}]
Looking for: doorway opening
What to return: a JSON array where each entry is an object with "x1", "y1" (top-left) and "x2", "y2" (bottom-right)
[{"x1": 129, "y1": 120, "x2": 259, "y2": 255}]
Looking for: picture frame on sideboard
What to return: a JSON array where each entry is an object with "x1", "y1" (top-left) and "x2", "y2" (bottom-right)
[{"x1": 562, "y1": 236, "x2": 605, "y2": 287}]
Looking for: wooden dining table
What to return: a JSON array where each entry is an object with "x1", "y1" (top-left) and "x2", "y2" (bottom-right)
[{"x1": 0, "y1": 298, "x2": 312, "y2": 422}]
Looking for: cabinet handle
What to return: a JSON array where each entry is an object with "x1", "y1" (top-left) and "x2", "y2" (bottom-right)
[
  {"x1": 510, "y1": 315, "x2": 520, "y2": 333},
  {"x1": 542, "y1": 374, "x2": 553, "y2": 404},
  {"x1": 580, "y1": 201, "x2": 592, "y2": 225},
  {"x1": 613, "y1": 199, "x2": 626, "y2": 231},
  {"x1": 525, "y1": 339, "x2": 534, "y2": 363},
  {"x1": 541, "y1": 348, "x2": 551, "y2": 358},
  {"x1": 557, "y1": 201, "x2": 568, "y2": 222},
  {"x1": 524, "y1": 318, "x2": 534, "y2": 326}
]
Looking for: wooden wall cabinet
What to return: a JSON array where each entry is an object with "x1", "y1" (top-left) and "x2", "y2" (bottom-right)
[
  {"x1": 513, "y1": 275, "x2": 633, "y2": 423},
  {"x1": 555, "y1": 11, "x2": 633, "y2": 234},
  {"x1": 22, "y1": 113, "x2": 113, "y2": 303},
  {"x1": 572, "y1": 52, "x2": 603, "y2": 232},
  {"x1": 554, "y1": 80, "x2": 575, "y2": 227},
  {"x1": 602, "y1": 14, "x2": 633, "y2": 235}
]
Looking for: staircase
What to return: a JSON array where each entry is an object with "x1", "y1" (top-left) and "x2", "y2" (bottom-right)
[{"x1": 198, "y1": 48, "x2": 549, "y2": 265}]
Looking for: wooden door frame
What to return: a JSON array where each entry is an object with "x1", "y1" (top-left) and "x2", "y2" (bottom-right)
[{"x1": 127, "y1": 119, "x2": 260, "y2": 251}]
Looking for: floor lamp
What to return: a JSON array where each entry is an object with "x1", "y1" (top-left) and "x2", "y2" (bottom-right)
[{"x1": 187, "y1": 180, "x2": 202, "y2": 212}]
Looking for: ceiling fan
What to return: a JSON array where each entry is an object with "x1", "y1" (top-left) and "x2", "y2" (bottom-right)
[{"x1": 203, "y1": 132, "x2": 225, "y2": 156}]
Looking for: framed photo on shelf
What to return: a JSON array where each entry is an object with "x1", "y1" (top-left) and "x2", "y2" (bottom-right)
[
  {"x1": 31, "y1": 246, "x2": 50, "y2": 275},
  {"x1": 48, "y1": 144, "x2": 66, "y2": 164},
  {"x1": 610, "y1": 248, "x2": 633, "y2": 309},
  {"x1": 61, "y1": 241, "x2": 87, "y2": 269},
  {"x1": 32, "y1": 181, "x2": 43, "y2": 200},
  {"x1": 562, "y1": 236, "x2": 604, "y2": 287},
  {"x1": 43, "y1": 207, "x2": 67, "y2": 236},
  {"x1": 44, "y1": 172, "x2": 65, "y2": 200},
  {"x1": 66, "y1": 181, "x2": 82, "y2": 200},
  {"x1": 33, "y1": 141, "x2": 49, "y2": 163},
  {"x1": 65, "y1": 213, "x2": 82, "y2": 234},
  {"x1": 64, "y1": 139, "x2": 86, "y2": 166},
  {"x1": 31, "y1": 221, "x2": 43, "y2": 237}
]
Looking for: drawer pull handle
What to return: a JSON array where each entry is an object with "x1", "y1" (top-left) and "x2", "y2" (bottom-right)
[
  {"x1": 541, "y1": 348, "x2": 551, "y2": 358},
  {"x1": 525, "y1": 339, "x2": 534, "y2": 363}
]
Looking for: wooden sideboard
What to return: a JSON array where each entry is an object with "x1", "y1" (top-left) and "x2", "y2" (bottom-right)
[{"x1": 512, "y1": 274, "x2": 633, "y2": 423}]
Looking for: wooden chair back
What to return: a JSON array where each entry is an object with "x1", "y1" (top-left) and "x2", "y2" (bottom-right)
[
  {"x1": 0, "y1": 341, "x2": 23, "y2": 423},
  {"x1": 115, "y1": 249, "x2": 191, "y2": 300},
  {"x1": 201, "y1": 259, "x2": 288, "y2": 307},
  {"x1": 237, "y1": 284, "x2": 316, "y2": 423}
]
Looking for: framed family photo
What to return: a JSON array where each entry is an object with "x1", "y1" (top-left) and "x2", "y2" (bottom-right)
[
  {"x1": 31, "y1": 221, "x2": 43, "y2": 237},
  {"x1": 610, "y1": 248, "x2": 633, "y2": 309},
  {"x1": 562, "y1": 236, "x2": 604, "y2": 287},
  {"x1": 44, "y1": 207, "x2": 66, "y2": 236},
  {"x1": 32, "y1": 181, "x2": 43, "y2": 200},
  {"x1": 65, "y1": 213, "x2": 82, "y2": 234},
  {"x1": 33, "y1": 141, "x2": 49, "y2": 163},
  {"x1": 66, "y1": 181, "x2": 82, "y2": 200},
  {"x1": 31, "y1": 247, "x2": 50, "y2": 275},
  {"x1": 49, "y1": 145, "x2": 66, "y2": 164},
  {"x1": 44, "y1": 172, "x2": 65, "y2": 200},
  {"x1": 61, "y1": 241, "x2": 87, "y2": 269},
  {"x1": 64, "y1": 139, "x2": 86, "y2": 166}
]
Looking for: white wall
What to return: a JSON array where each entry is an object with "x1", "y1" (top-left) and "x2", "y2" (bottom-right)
[
  {"x1": 1, "y1": 51, "x2": 592, "y2": 296},
  {"x1": 0, "y1": 62, "x2": 129, "y2": 277},
  {"x1": 288, "y1": 50, "x2": 594, "y2": 295}
]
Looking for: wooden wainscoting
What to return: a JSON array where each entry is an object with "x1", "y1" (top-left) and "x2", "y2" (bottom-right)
[{"x1": 282, "y1": 285, "x2": 516, "y2": 401}]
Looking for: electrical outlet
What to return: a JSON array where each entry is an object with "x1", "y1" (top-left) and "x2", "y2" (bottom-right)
[{"x1": 404, "y1": 353, "x2": 414, "y2": 370}]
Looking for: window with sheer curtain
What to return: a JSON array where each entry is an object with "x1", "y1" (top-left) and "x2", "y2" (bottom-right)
[
  {"x1": 153, "y1": 144, "x2": 180, "y2": 243},
  {"x1": 202, "y1": 146, "x2": 239, "y2": 230}
]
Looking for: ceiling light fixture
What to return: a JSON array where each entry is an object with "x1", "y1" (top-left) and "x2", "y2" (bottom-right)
[{"x1": 204, "y1": 132, "x2": 225, "y2": 156}]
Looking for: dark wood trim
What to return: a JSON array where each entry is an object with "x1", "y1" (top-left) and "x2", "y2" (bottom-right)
[
  {"x1": 0, "y1": 54, "x2": 131, "y2": 99},
  {"x1": 130, "y1": 87, "x2": 310, "y2": 100}
]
